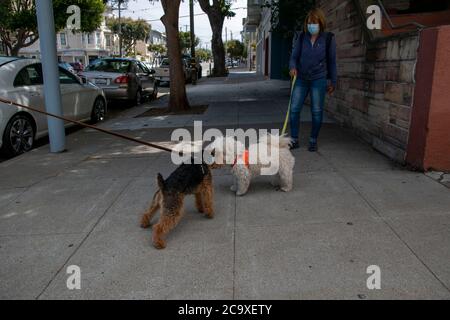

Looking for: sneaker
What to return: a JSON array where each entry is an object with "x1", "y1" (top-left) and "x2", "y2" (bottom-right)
[
  {"x1": 308, "y1": 142, "x2": 318, "y2": 152},
  {"x1": 290, "y1": 140, "x2": 300, "y2": 150}
]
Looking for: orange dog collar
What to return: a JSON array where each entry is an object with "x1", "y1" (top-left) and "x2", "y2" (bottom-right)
[{"x1": 233, "y1": 150, "x2": 250, "y2": 168}]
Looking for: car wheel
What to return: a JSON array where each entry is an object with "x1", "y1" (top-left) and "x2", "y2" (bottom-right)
[
  {"x1": 90, "y1": 97, "x2": 106, "y2": 123},
  {"x1": 152, "y1": 83, "x2": 158, "y2": 100},
  {"x1": 1, "y1": 114, "x2": 35, "y2": 157}
]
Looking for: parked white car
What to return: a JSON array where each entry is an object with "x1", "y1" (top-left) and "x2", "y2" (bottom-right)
[{"x1": 0, "y1": 57, "x2": 107, "y2": 157}]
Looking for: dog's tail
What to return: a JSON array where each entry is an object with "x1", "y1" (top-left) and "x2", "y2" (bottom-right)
[
  {"x1": 260, "y1": 133, "x2": 292, "y2": 149},
  {"x1": 156, "y1": 173, "x2": 165, "y2": 190}
]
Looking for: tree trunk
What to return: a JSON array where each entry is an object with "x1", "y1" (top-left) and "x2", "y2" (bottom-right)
[
  {"x1": 198, "y1": 0, "x2": 227, "y2": 77},
  {"x1": 161, "y1": 0, "x2": 190, "y2": 111},
  {"x1": 211, "y1": 21, "x2": 226, "y2": 77},
  {"x1": 10, "y1": 46, "x2": 20, "y2": 57}
]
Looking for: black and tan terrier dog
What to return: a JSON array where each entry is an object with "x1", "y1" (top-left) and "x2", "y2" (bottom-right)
[{"x1": 140, "y1": 161, "x2": 214, "y2": 249}]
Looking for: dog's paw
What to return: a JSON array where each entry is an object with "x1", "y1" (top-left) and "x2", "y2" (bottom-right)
[
  {"x1": 236, "y1": 191, "x2": 247, "y2": 196},
  {"x1": 153, "y1": 241, "x2": 166, "y2": 250},
  {"x1": 230, "y1": 185, "x2": 237, "y2": 192},
  {"x1": 140, "y1": 223, "x2": 152, "y2": 229},
  {"x1": 280, "y1": 186, "x2": 292, "y2": 192},
  {"x1": 140, "y1": 218, "x2": 152, "y2": 228}
]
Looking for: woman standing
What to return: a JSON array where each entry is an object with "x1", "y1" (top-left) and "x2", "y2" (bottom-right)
[{"x1": 289, "y1": 8, "x2": 337, "y2": 151}]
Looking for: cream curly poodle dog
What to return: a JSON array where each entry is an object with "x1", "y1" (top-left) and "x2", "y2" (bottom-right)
[{"x1": 206, "y1": 134, "x2": 295, "y2": 196}]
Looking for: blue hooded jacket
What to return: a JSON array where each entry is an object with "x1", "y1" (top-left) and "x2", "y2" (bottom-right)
[{"x1": 289, "y1": 31, "x2": 337, "y2": 86}]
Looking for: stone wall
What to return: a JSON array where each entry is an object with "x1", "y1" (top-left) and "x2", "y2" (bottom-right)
[{"x1": 318, "y1": 0, "x2": 420, "y2": 163}]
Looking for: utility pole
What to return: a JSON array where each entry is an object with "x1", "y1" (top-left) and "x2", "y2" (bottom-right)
[
  {"x1": 225, "y1": 27, "x2": 228, "y2": 58},
  {"x1": 231, "y1": 31, "x2": 233, "y2": 41},
  {"x1": 189, "y1": 0, "x2": 195, "y2": 58},
  {"x1": 118, "y1": 0, "x2": 123, "y2": 57},
  {"x1": 35, "y1": 0, "x2": 65, "y2": 152}
]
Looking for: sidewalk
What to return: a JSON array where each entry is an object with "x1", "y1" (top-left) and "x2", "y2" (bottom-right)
[{"x1": 1, "y1": 72, "x2": 449, "y2": 299}]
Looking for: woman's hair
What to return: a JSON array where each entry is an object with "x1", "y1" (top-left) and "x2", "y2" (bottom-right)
[{"x1": 304, "y1": 8, "x2": 327, "y2": 33}]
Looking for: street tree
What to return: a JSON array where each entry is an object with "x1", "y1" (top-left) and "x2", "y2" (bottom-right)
[
  {"x1": 148, "y1": 43, "x2": 166, "y2": 56},
  {"x1": 107, "y1": 17, "x2": 151, "y2": 56},
  {"x1": 196, "y1": 48, "x2": 212, "y2": 62},
  {"x1": 156, "y1": 0, "x2": 190, "y2": 111},
  {"x1": 225, "y1": 40, "x2": 244, "y2": 59},
  {"x1": 198, "y1": 0, "x2": 235, "y2": 77},
  {"x1": 0, "y1": 0, "x2": 105, "y2": 56},
  {"x1": 179, "y1": 31, "x2": 200, "y2": 54}
]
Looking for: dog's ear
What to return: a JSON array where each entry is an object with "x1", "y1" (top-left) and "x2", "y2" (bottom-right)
[
  {"x1": 157, "y1": 173, "x2": 165, "y2": 190},
  {"x1": 210, "y1": 149, "x2": 216, "y2": 157}
]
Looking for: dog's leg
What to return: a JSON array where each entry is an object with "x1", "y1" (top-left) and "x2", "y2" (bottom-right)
[
  {"x1": 195, "y1": 192, "x2": 204, "y2": 213},
  {"x1": 202, "y1": 181, "x2": 214, "y2": 219},
  {"x1": 152, "y1": 209, "x2": 184, "y2": 249},
  {"x1": 235, "y1": 166, "x2": 251, "y2": 196},
  {"x1": 278, "y1": 160, "x2": 294, "y2": 192},
  {"x1": 140, "y1": 190, "x2": 161, "y2": 228},
  {"x1": 271, "y1": 174, "x2": 280, "y2": 188}
]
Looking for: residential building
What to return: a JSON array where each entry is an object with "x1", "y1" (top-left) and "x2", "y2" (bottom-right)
[
  {"x1": 242, "y1": 0, "x2": 292, "y2": 79},
  {"x1": 123, "y1": 29, "x2": 166, "y2": 64},
  {"x1": 19, "y1": 13, "x2": 119, "y2": 65}
]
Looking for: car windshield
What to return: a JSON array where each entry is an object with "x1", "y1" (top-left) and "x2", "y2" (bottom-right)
[
  {"x1": 160, "y1": 59, "x2": 169, "y2": 67},
  {"x1": 86, "y1": 59, "x2": 131, "y2": 73}
]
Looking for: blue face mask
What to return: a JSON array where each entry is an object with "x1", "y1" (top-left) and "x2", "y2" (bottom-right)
[{"x1": 307, "y1": 24, "x2": 320, "y2": 35}]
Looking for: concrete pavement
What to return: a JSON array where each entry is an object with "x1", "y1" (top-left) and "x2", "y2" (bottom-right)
[{"x1": 1, "y1": 71, "x2": 449, "y2": 299}]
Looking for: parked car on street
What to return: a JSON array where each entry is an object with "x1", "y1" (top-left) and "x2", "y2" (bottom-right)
[
  {"x1": 154, "y1": 57, "x2": 192, "y2": 85},
  {"x1": 80, "y1": 58, "x2": 158, "y2": 106},
  {"x1": 0, "y1": 57, "x2": 107, "y2": 157}
]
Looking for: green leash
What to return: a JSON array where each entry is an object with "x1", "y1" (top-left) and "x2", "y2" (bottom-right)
[{"x1": 281, "y1": 75, "x2": 297, "y2": 136}]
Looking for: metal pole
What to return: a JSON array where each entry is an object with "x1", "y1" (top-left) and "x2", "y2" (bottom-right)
[
  {"x1": 189, "y1": 0, "x2": 195, "y2": 58},
  {"x1": 225, "y1": 27, "x2": 228, "y2": 59},
  {"x1": 118, "y1": 0, "x2": 122, "y2": 57},
  {"x1": 35, "y1": 0, "x2": 65, "y2": 153}
]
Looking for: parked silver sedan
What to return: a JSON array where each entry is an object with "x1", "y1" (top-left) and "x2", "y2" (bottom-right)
[
  {"x1": 81, "y1": 58, "x2": 158, "y2": 106},
  {"x1": 0, "y1": 57, "x2": 107, "y2": 157}
]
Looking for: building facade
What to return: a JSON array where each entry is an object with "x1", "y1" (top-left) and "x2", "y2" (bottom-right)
[
  {"x1": 318, "y1": 0, "x2": 450, "y2": 170},
  {"x1": 134, "y1": 30, "x2": 167, "y2": 65},
  {"x1": 19, "y1": 13, "x2": 119, "y2": 65},
  {"x1": 243, "y1": 0, "x2": 450, "y2": 170},
  {"x1": 242, "y1": 0, "x2": 292, "y2": 79}
]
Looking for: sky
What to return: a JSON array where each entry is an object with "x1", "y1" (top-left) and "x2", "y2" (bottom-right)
[{"x1": 113, "y1": 0, "x2": 248, "y2": 49}]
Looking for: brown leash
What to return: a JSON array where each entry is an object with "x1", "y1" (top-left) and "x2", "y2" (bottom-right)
[{"x1": 0, "y1": 96, "x2": 175, "y2": 153}]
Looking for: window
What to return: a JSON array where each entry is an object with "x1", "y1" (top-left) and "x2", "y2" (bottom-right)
[
  {"x1": 105, "y1": 35, "x2": 111, "y2": 47},
  {"x1": 96, "y1": 32, "x2": 101, "y2": 45},
  {"x1": 14, "y1": 64, "x2": 43, "y2": 87},
  {"x1": 88, "y1": 33, "x2": 93, "y2": 44},
  {"x1": 137, "y1": 62, "x2": 149, "y2": 74},
  {"x1": 85, "y1": 59, "x2": 131, "y2": 73},
  {"x1": 60, "y1": 33, "x2": 66, "y2": 46},
  {"x1": 59, "y1": 67, "x2": 79, "y2": 84}
]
